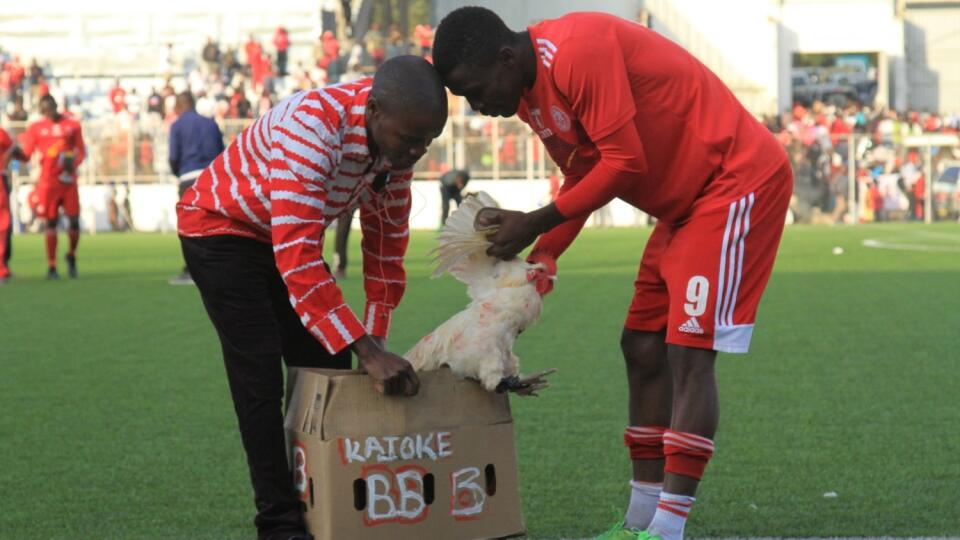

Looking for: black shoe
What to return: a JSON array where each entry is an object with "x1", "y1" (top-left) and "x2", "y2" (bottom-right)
[
  {"x1": 46, "y1": 267, "x2": 60, "y2": 280},
  {"x1": 262, "y1": 533, "x2": 313, "y2": 540},
  {"x1": 0, "y1": 275, "x2": 9, "y2": 285},
  {"x1": 65, "y1": 254, "x2": 78, "y2": 278}
]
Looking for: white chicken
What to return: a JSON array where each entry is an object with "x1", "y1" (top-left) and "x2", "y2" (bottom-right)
[{"x1": 405, "y1": 192, "x2": 555, "y2": 395}]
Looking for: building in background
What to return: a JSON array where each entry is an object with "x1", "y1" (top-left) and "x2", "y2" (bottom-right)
[{"x1": 433, "y1": 0, "x2": 959, "y2": 116}]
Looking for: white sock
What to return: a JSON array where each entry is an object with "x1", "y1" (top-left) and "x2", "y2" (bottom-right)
[
  {"x1": 624, "y1": 480, "x2": 662, "y2": 529},
  {"x1": 647, "y1": 491, "x2": 695, "y2": 540}
]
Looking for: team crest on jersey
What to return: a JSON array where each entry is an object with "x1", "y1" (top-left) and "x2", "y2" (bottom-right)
[{"x1": 550, "y1": 105, "x2": 571, "y2": 132}]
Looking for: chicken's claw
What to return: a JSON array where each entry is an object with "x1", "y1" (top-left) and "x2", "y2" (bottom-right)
[{"x1": 495, "y1": 368, "x2": 558, "y2": 397}]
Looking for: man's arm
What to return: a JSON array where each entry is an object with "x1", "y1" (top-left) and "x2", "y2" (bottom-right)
[
  {"x1": 528, "y1": 175, "x2": 590, "y2": 260},
  {"x1": 17, "y1": 126, "x2": 35, "y2": 158},
  {"x1": 358, "y1": 170, "x2": 413, "y2": 341},
  {"x1": 168, "y1": 123, "x2": 181, "y2": 177}
]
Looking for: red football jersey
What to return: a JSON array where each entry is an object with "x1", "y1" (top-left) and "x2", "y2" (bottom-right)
[
  {"x1": 518, "y1": 12, "x2": 787, "y2": 223},
  {"x1": 0, "y1": 127, "x2": 12, "y2": 156},
  {"x1": 19, "y1": 116, "x2": 86, "y2": 185}
]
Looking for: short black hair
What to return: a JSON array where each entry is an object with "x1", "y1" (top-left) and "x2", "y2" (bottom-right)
[
  {"x1": 372, "y1": 55, "x2": 447, "y2": 119},
  {"x1": 39, "y1": 94, "x2": 57, "y2": 108},
  {"x1": 433, "y1": 6, "x2": 512, "y2": 77},
  {"x1": 176, "y1": 90, "x2": 195, "y2": 109}
]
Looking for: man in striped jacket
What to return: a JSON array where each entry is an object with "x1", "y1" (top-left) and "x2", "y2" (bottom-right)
[{"x1": 176, "y1": 56, "x2": 447, "y2": 540}]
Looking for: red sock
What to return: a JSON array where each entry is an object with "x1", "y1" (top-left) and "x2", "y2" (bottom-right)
[
  {"x1": 663, "y1": 429, "x2": 715, "y2": 480},
  {"x1": 45, "y1": 229, "x2": 57, "y2": 268},
  {"x1": 68, "y1": 229, "x2": 80, "y2": 256},
  {"x1": 624, "y1": 426, "x2": 667, "y2": 460}
]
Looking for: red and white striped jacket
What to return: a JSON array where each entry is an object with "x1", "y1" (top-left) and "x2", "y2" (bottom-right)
[{"x1": 177, "y1": 79, "x2": 412, "y2": 354}]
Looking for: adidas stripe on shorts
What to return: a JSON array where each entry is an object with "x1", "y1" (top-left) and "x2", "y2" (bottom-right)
[{"x1": 625, "y1": 163, "x2": 793, "y2": 353}]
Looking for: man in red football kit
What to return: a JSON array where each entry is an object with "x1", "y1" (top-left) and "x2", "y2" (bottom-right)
[
  {"x1": 19, "y1": 94, "x2": 86, "y2": 279},
  {"x1": 435, "y1": 9, "x2": 793, "y2": 540},
  {"x1": 0, "y1": 126, "x2": 16, "y2": 283},
  {"x1": 177, "y1": 56, "x2": 446, "y2": 540}
]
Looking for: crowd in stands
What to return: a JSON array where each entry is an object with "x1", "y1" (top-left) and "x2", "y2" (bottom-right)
[
  {"x1": 0, "y1": 24, "x2": 436, "y2": 180},
  {"x1": 2, "y1": 23, "x2": 435, "y2": 125},
  {"x1": 763, "y1": 102, "x2": 960, "y2": 222}
]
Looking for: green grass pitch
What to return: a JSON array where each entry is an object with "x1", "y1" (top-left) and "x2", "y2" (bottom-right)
[{"x1": 1, "y1": 224, "x2": 958, "y2": 539}]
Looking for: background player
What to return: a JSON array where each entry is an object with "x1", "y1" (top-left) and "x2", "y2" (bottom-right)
[
  {"x1": 0, "y1": 126, "x2": 16, "y2": 284},
  {"x1": 439, "y1": 168, "x2": 470, "y2": 226},
  {"x1": 434, "y1": 9, "x2": 793, "y2": 540},
  {"x1": 18, "y1": 94, "x2": 86, "y2": 279},
  {"x1": 167, "y1": 90, "x2": 224, "y2": 285}
]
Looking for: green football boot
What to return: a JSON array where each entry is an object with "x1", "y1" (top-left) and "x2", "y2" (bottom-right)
[{"x1": 594, "y1": 520, "x2": 662, "y2": 540}]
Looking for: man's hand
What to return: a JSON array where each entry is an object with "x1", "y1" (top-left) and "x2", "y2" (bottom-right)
[
  {"x1": 352, "y1": 335, "x2": 419, "y2": 397},
  {"x1": 475, "y1": 208, "x2": 539, "y2": 260},
  {"x1": 475, "y1": 204, "x2": 566, "y2": 260}
]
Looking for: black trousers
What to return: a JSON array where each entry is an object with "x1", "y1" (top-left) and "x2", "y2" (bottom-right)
[
  {"x1": 440, "y1": 184, "x2": 463, "y2": 226},
  {"x1": 180, "y1": 234, "x2": 351, "y2": 539}
]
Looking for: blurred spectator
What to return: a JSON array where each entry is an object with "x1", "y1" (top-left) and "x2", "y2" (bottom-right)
[
  {"x1": 229, "y1": 86, "x2": 252, "y2": 119},
  {"x1": 273, "y1": 27, "x2": 290, "y2": 77},
  {"x1": 7, "y1": 57, "x2": 25, "y2": 95},
  {"x1": 163, "y1": 43, "x2": 179, "y2": 76},
  {"x1": 365, "y1": 23, "x2": 386, "y2": 67},
  {"x1": 313, "y1": 34, "x2": 326, "y2": 66},
  {"x1": 244, "y1": 35, "x2": 261, "y2": 68},
  {"x1": 28, "y1": 58, "x2": 42, "y2": 92},
  {"x1": 912, "y1": 170, "x2": 925, "y2": 221},
  {"x1": 222, "y1": 47, "x2": 241, "y2": 81},
  {"x1": 439, "y1": 169, "x2": 470, "y2": 225},
  {"x1": 386, "y1": 26, "x2": 409, "y2": 59},
  {"x1": 414, "y1": 23, "x2": 433, "y2": 57},
  {"x1": 147, "y1": 87, "x2": 164, "y2": 115},
  {"x1": 109, "y1": 78, "x2": 126, "y2": 113},
  {"x1": 256, "y1": 89, "x2": 272, "y2": 118},
  {"x1": 8, "y1": 95, "x2": 27, "y2": 122},
  {"x1": 202, "y1": 37, "x2": 221, "y2": 76},
  {"x1": 126, "y1": 88, "x2": 142, "y2": 117},
  {"x1": 318, "y1": 31, "x2": 342, "y2": 82}
]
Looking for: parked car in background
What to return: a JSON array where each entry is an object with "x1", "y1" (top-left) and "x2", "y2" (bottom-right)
[{"x1": 933, "y1": 161, "x2": 960, "y2": 219}]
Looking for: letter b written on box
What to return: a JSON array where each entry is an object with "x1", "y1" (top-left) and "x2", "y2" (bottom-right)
[
  {"x1": 360, "y1": 464, "x2": 431, "y2": 526},
  {"x1": 292, "y1": 442, "x2": 309, "y2": 501},
  {"x1": 450, "y1": 467, "x2": 486, "y2": 520}
]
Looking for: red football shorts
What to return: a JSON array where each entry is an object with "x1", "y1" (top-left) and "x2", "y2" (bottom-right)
[
  {"x1": 625, "y1": 163, "x2": 793, "y2": 353},
  {"x1": 36, "y1": 181, "x2": 80, "y2": 221}
]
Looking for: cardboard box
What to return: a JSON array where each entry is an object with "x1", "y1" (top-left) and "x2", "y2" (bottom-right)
[{"x1": 285, "y1": 367, "x2": 525, "y2": 540}]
